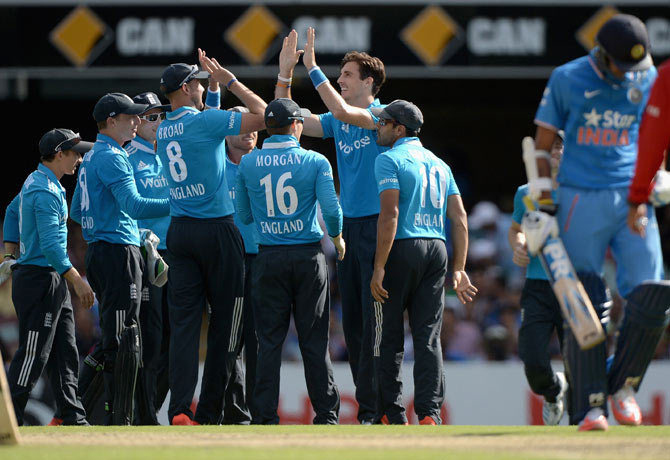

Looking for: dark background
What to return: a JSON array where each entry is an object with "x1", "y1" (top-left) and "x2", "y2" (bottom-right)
[{"x1": 4, "y1": 76, "x2": 543, "y2": 212}]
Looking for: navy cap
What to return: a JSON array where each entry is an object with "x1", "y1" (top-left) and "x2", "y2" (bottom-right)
[
  {"x1": 370, "y1": 100, "x2": 424, "y2": 131},
  {"x1": 160, "y1": 63, "x2": 209, "y2": 94},
  {"x1": 133, "y1": 92, "x2": 170, "y2": 112},
  {"x1": 93, "y1": 93, "x2": 149, "y2": 122},
  {"x1": 38, "y1": 129, "x2": 93, "y2": 157},
  {"x1": 596, "y1": 14, "x2": 652, "y2": 72},
  {"x1": 265, "y1": 98, "x2": 311, "y2": 129}
]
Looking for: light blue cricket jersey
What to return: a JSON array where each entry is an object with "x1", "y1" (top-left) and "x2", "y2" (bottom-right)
[
  {"x1": 319, "y1": 99, "x2": 388, "y2": 218},
  {"x1": 535, "y1": 51, "x2": 657, "y2": 189},
  {"x1": 375, "y1": 137, "x2": 459, "y2": 241},
  {"x1": 6, "y1": 165, "x2": 72, "y2": 274},
  {"x1": 512, "y1": 184, "x2": 560, "y2": 281},
  {"x1": 71, "y1": 134, "x2": 169, "y2": 246},
  {"x1": 127, "y1": 136, "x2": 170, "y2": 251},
  {"x1": 156, "y1": 106, "x2": 242, "y2": 218},
  {"x1": 226, "y1": 154, "x2": 260, "y2": 254},
  {"x1": 235, "y1": 134, "x2": 343, "y2": 246}
]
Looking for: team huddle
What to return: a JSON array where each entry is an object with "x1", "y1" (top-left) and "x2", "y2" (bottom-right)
[{"x1": 4, "y1": 14, "x2": 670, "y2": 430}]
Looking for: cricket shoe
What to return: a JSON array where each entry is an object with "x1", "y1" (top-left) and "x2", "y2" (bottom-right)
[
  {"x1": 381, "y1": 415, "x2": 408, "y2": 425},
  {"x1": 543, "y1": 372, "x2": 567, "y2": 426},
  {"x1": 171, "y1": 413, "x2": 198, "y2": 426},
  {"x1": 419, "y1": 416, "x2": 437, "y2": 425},
  {"x1": 578, "y1": 408, "x2": 608, "y2": 431},
  {"x1": 47, "y1": 417, "x2": 63, "y2": 426},
  {"x1": 611, "y1": 385, "x2": 642, "y2": 426}
]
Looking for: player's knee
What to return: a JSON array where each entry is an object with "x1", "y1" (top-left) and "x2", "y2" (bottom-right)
[{"x1": 625, "y1": 281, "x2": 670, "y2": 327}]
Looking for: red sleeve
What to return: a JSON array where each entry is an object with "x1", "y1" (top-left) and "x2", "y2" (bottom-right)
[{"x1": 629, "y1": 61, "x2": 670, "y2": 204}]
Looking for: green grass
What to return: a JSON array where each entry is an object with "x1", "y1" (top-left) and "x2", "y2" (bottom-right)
[{"x1": 2, "y1": 425, "x2": 669, "y2": 460}]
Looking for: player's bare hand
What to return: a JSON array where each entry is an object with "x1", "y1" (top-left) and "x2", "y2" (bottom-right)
[
  {"x1": 453, "y1": 270, "x2": 477, "y2": 304},
  {"x1": 331, "y1": 234, "x2": 346, "y2": 261},
  {"x1": 370, "y1": 267, "x2": 388, "y2": 303},
  {"x1": 303, "y1": 27, "x2": 317, "y2": 70},
  {"x1": 627, "y1": 203, "x2": 648, "y2": 237},
  {"x1": 198, "y1": 48, "x2": 236, "y2": 87},
  {"x1": 512, "y1": 242, "x2": 530, "y2": 267},
  {"x1": 279, "y1": 29, "x2": 303, "y2": 77},
  {"x1": 73, "y1": 277, "x2": 95, "y2": 309}
]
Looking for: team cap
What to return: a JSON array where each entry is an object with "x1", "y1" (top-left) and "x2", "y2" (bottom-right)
[
  {"x1": 371, "y1": 99, "x2": 424, "y2": 131},
  {"x1": 265, "y1": 98, "x2": 311, "y2": 129},
  {"x1": 133, "y1": 92, "x2": 171, "y2": 112},
  {"x1": 160, "y1": 63, "x2": 209, "y2": 94},
  {"x1": 93, "y1": 93, "x2": 149, "y2": 122},
  {"x1": 38, "y1": 129, "x2": 93, "y2": 157},
  {"x1": 596, "y1": 14, "x2": 652, "y2": 72}
]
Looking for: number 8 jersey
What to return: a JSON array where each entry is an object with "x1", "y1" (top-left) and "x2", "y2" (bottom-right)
[
  {"x1": 156, "y1": 106, "x2": 243, "y2": 218},
  {"x1": 374, "y1": 137, "x2": 459, "y2": 241}
]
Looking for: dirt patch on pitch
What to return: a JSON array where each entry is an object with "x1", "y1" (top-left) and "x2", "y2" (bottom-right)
[{"x1": 23, "y1": 431, "x2": 670, "y2": 459}]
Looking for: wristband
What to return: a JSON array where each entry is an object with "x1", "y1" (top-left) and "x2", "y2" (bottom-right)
[
  {"x1": 276, "y1": 81, "x2": 291, "y2": 89},
  {"x1": 308, "y1": 66, "x2": 328, "y2": 89},
  {"x1": 277, "y1": 74, "x2": 292, "y2": 83},
  {"x1": 226, "y1": 78, "x2": 238, "y2": 89},
  {"x1": 3, "y1": 254, "x2": 16, "y2": 260}
]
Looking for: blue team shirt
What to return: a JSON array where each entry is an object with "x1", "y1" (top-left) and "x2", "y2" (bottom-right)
[
  {"x1": 235, "y1": 135, "x2": 343, "y2": 246},
  {"x1": 71, "y1": 134, "x2": 169, "y2": 246},
  {"x1": 319, "y1": 99, "x2": 388, "y2": 218},
  {"x1": 127, "y1": 136, "x2": 170, "y2": 250},
  {"x1": 6, "y1": 165, "x2": 72, "y2": 274},
  {"x1": 225, "y1": 155, "x2": 259, "y2": 254},
  {"x1": 156, "y1": 106, "x2": 242, "y2": 218},
  {"x1": 512, "y1": 184, "x2": 560, "y2": 281},
  {"x1": 535, "y1": 51, "x2": 657, "y2": 189},
  {"x1": 375, "y1": 137, "x2": 459, "y2": 241}
]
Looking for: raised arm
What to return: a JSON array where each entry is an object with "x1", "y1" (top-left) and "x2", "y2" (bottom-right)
[
  {"x1": 303, "y1": 27, "x2": 376, "y2": 130},
  {"x1": 199, "y1": 48, "x2": 266, "y2": 133}
]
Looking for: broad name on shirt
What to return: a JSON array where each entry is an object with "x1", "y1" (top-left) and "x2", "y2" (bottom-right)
[
  {"x1": 170, "y1": 183, "x2": 205, "y2": 200},
  {"x1": 414, "y1": 212, "x2": 444, "y2": 228},
  {"x1": 139, "y1": 176, "x2": 168, "y2": 189},
  {"x1": 259, "y1": 218, "x2": 304, "y2": 235},
  {"x1": 157, "y1": 123, "x2": 184, "y2": 140}
]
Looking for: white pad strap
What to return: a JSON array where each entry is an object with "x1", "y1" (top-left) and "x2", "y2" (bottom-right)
[{"x1": 522, "y1": 136, "x2": 552, "y2": 201}]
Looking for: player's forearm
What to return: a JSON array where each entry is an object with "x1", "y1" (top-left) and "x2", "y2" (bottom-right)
[
  {"x1": 507, "y1": 224, "x2": 525, "y2": 251},
  {"x1": 450, "y1": 213, "x2": 469, "y2": 272},
  {"x1": 229, "y1": 82, "x2": 266, "y2": 115},
  {"x1": 113, "y1": 180, "x2": 170, "y2": 219},
  {"x1": 4, "y1": 242, "x2": 18, "y2": 258},
  {"x1": 3, "y1": 194, "x2": 20, "y2": 243},
  {"x1": 204, "y1": 88, "x2": 221, "y2": 109},
  {"x1": 35, "y1": 211, "x2": 72, "y2": 275},
  {"x1": 374, "y1": 212, "x2": 397, "y2": 270}
]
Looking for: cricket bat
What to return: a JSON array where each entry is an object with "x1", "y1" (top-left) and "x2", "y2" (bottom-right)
[
  {"x1": 0, "y1": 350, "x2": 21, "y2": 445},
  {"x1": 521, "y1": 196, "x2": 605, "y2": 350}
]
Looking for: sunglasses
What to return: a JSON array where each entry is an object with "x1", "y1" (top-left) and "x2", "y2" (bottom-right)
[
  {"x1": 140, "y1": 113, "x2": 165, "y2": 122},
  {"x1": 377, "y1": 118, "x2": 397, "y2": 127},
  {"x1": 54, "y1": 134, "x2": 82, "y2": 152},
  {"x1": 179, "y1": 65, "x2": 201, "y2": 87}
]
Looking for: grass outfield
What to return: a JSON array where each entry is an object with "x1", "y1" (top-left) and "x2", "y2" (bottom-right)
[{"x1": 2, "y1": 425, "x2": 670, "y2": 460}]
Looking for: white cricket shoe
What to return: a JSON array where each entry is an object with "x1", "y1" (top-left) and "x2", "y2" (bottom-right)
[
  {"x1": 579, "y1": 407, "x2": 608, "y2": 431},
  {"x1": 543, "y1": 371, "x2": 567, "y2": 426},
  {"x1": 611, "y1": 385, "x2": 642, "y2": 426}
]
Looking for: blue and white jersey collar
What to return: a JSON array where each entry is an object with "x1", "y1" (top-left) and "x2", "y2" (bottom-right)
[
  {"x1": 262, "y1": 135, "x2": 300, "y2": 150},
  {"x1": 166, "y1": 106, "x2": 199, "y2": 121},
  {"x1": 95, "y1": 133, "x2": 125, "y2": 151},
  {"x1": 36, "y1": 163, "x2": 64, "y2": 192},
  {"x1": 393, "y1": 137, "x2": 422, "y2": 149},
  {"x1": 369, "y1": 98, "x2": 382, "y2": 109},
  {"x1": 129, "y1": 136, "x2": 156, "y2": 154}
]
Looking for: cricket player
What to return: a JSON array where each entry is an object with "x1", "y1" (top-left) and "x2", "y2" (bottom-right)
[
  {"x1": 370, "y1": 100, "x2": 477, "y2": 425},
  {"x1": 628, "y1": 59, "x2": 670, "y2": 230},
  {"x1": 125, "y1": 91, "x2": 171, "y2": 424},
  {"x1": 4, "y1": 128, "x2": 95, "y2": 426},
  {"x1": 276, "y1": 27, "x2": 387, "y2": 424},
  {"x1": 530, "y1": 14, "x2": 667, "y2": 430},
  {"x1": 509, "y1": 133, "x2": 568, "y2": 425},
  {"x1": 71, "y1": 93, "x2": 170, "y2": 425},
  {"x1": 156, "y1": 49, "x2": 266, "y2": 425},
  {"x1": 235, "y1": 98, "x2": 345, "y2": 425}
]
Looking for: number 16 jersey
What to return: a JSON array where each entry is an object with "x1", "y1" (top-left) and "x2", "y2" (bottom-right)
[{"x1": 156, "y1": 106, "x2": 242, "y2": 218}]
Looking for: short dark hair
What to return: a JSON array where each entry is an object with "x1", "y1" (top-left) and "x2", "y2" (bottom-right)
[
  {"x1": 267, "y1": 124, "x2": 294, "y2": 136},
  {"x1": 340, "y1": 52, "x2": 386, "y2": 96},
  {"x1": 97, "y1": 120, "x2": 107, "y2": 131}
]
